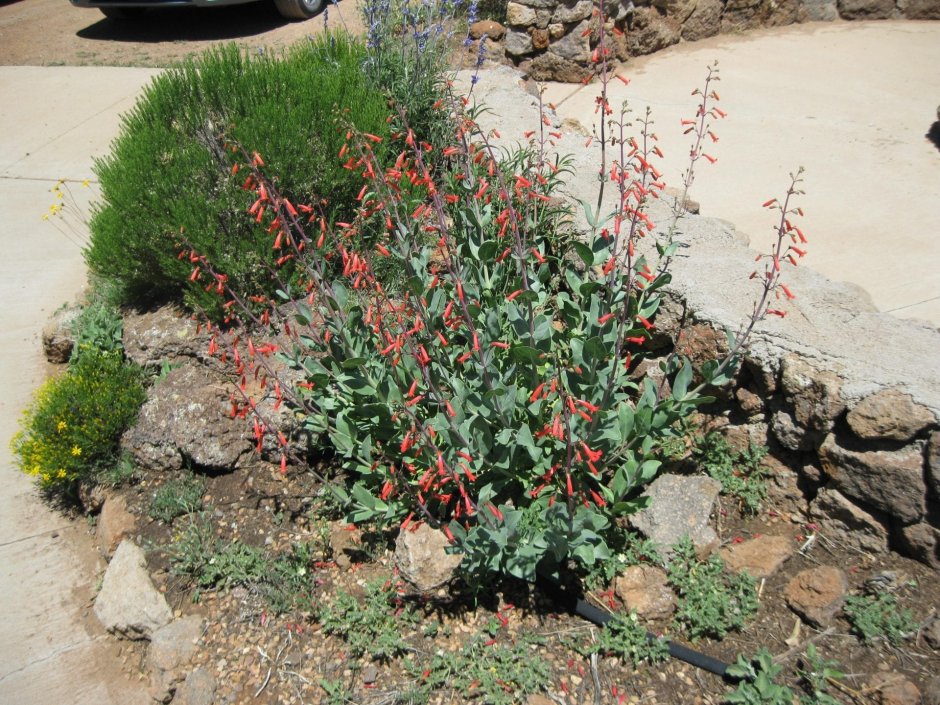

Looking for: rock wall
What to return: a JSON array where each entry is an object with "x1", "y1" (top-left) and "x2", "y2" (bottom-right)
[{"x1": 470, "y1": 0, "x2": 940, "y2": 81}]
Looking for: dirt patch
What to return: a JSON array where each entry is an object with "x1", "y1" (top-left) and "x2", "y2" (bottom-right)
[
  {"x1": 104, "y1": 458, "x2": 940, "y2": 705},
  {"x1": 0, "y1": 0, "x2": 367, "y2": 68}
]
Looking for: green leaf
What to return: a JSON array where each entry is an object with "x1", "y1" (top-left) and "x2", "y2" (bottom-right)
[{"x1": 572, "y1": 241, "x2": 594, "y2": 266}]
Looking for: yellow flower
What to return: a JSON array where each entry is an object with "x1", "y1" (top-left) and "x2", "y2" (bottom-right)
[
  {"x1": 57, "y1": 469, "x2": 67, "y2": 479},
  {"x1": 57, "y1": 420, "x2": 67, "y2": 432},
  {"x1": 82, "y1": 179, "x2": 91, "y2": 188},
  {"x1": 71, "y1": 445, "x2": 81, "y2": 457}
]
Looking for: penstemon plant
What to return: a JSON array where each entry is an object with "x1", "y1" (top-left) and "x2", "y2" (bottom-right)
[{"x1": 185, "y1": 13, "x2": 807, "y2": 584}]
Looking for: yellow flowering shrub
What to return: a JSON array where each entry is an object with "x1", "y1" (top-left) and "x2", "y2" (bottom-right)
[{"x1": 10, "y1": 348, "x2": 146, "y2": 496}]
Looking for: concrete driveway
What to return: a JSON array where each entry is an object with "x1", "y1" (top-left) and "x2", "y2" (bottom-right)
[
  {"x1": 0, "y1": 65, "x2": 158, "y2": 705},
  {"x1": 544, "y1": 20, "x2": 940, "y2": 325}
]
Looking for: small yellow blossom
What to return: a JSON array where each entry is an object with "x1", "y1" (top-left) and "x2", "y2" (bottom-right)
[
  {"x1": 57, "y1": 469, "x2": 67, "y2": 479},
  {"x1": 57, "y1": 420, "x2": 67, "y2": 432},
  {"x1": 71, "y1": 445, "x2": 82, "y2": 457}
]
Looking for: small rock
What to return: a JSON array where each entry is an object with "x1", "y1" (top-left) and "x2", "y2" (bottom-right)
[
  {"x1": 395, "y1": 523, "x2": 463, "y2": 591},
  {"x1": 784, "y1": 566, "x2": 847, "y2": 628},
  {"x1": 847, "y1": 388, "x2": 936, "y2": 442},
  {"x1": 720, "y1": 535, "x2": 794, "y2": 579},
  {"x1": 362, "y1": 664, "x2": 379, "y2": 685},
  {"x1": 96, "y1": 493, "x2": 136, "y2": 556},
  {"x1": 613, "y1": 565, "x2": 676, "y2": 621},
  {"x1": 173, "y1": 667, "x2": 216, "y2": 705},
  {"x1": 94, "y1": 540, "x2": 173, "y2": 640},
  {"x1": 148, "y1": 615, "x2": 205, "y2": 702},
  {"x1": 868, "y1": 674, "x2": 921, "y2": 705},
  {"x1": 42, "y1": 304, "x2": 80, "y2": 363},
  {"x1": 629, "y1": 474, "x2": 722, "y2": 558},
  {"x1": 469, "y1": 19, "x2": 506, "y2": 41},
  {"x1": 922, "y1": 675, "x2": 940, "y2": 705},
  {"x1": 328, "y1": 522, "x2": 363, "y2": 570},
  {"x1": 735, "y1": 387, "x2": 764, "y2": 416},
  {"x1": 921, "y1": 614, "x2": 940, "y2": 650}
]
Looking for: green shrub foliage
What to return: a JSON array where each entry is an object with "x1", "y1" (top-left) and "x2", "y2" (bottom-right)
[
  {"x1": 85, "y1": 34, "x2": 390, "y2": 318},
  {"x1": 10, "y1": 348, "x2": 146, "y2": 497}
]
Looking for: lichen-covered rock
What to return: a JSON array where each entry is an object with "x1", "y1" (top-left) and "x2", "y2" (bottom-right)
[
  {"x1": 395, "y1": 524, "x2": 463, "y2": 591},
  {"x1": 809, "y1": 487, "x2": 889, "y2": 553},
  {"x1": 801, "y1": 0, "x2": 839, "y2": 19},
  {"x1": 785, "y1": 565, "x2": 847, "y2": 627},
  {"x1": 94, "y1": 540, "x2": 172, "y2": 640},
  {"x1": 629, "y1": 474, "x2": 721, "y2": 556},
  {"x1": 505, "y1": 29, "x2": 535, "y2": 57},
  {"x1": 819, "y1": 435, "x2": 926, "y2": 524},
  {"x1": 846, "y1": 388, "x2": 936, "y2": 442},
  {"x1": 121, "y1": 363, "x2": 254, "y2": 472},
  {"x1": 552, "y1": 0, "x2": 594, "y2": 23},
  {"x1": 551, "y1": 19, "x2": 592, "y2": 61},
  {"x1": 507, "y1": 1, "x2": 538, "y2": 25},
  {"x1": 122, "y1": 305, "x2": 211, "y2": 372}
]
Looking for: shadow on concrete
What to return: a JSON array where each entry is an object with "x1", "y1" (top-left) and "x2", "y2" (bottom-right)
[
  {"x1": 927, "y1": 122, "x2": 940, "y2": 153},
  {"x1": 75, "y1": 3, "x2": 297, "y2": 43}
]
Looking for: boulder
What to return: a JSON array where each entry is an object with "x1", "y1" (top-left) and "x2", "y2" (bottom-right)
[
  {"x1": 898, "y1": 0, "x2": 940, "y2": 18},
  {"x1": 838, "y1": 0, "x2": 897, "y2": 17},
  {"x1": 868, "y1": 674, "x2": 922, "y2": 705},
  {"x1": 121, "y1": 363, "x2": 254, "y2": 473},
  {"x1": 896, "y1": 522, "x2": 940, "y2": 569},
  {"x1": 846, "y1": 388, "x2": 936, "y2": 442},
  {"x1": 95, "y1": 493, "x2": 137, "y2": 556},
  {"x1": 613, "y1": 565, "x2": 676, "y2": 621},
  {"x1": 629, "y1": 474, "x2": 721, "y2": 557},
  {"x1": 527, "y1": 51, "x2": 594, "y2": 82},
  {"x1": 148, "y1": 616, "x2": 204, "y2": 703},
  {"x1": 551, "y1": 19, "x2": 592, "y2": 62},
  {"x1": 784, "y1": 565, "x2": 847, "y2": 627},
  {"x1": 627, "y1": 8, "x2": 681, "y2": 56},
  {"x1": 808, "y1": 487, "x2": 889, "y2": 554},
  {"x1": 819, "y1": 435, "x2": 926, "y2": 524},
  {"x1": 506, "y1": 1, "x2": 538, "y2": 25},
  {"x1": 94, "y1": 540, "x2": 172, "y2": 640},
  {"x1": 122, "y1": 305, "x2": 211, "y2": 372},
  {"x1": 779, "y1": 355, "x2": 845, "y2": 442},
  {"x1": 681, "y1": 0, "x2": 722, "y2": 41},
  {"x1": 395, "y1": 524, "x2": 463, "y2": 591},
  {"x1": 552, "y1": 0, "x2": 594, "y2": 23},
  {"x1": 801, "y1": 0, "x2": 839, "y2": 19},
  {"x1": 505, "y1": 29, "x2": 535, "y2": 57},
  {"x1": 719, "y1": 535, "x2": 794, "y2": 579}
]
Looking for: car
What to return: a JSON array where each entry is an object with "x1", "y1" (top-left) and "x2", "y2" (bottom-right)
[{"x1": 69, "y1": 0, "x2": 323, "y2": 21}]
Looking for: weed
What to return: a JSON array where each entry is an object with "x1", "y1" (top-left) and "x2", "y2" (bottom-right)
[
  {"x1": 693, "y1": 432, "x2": 769, "y2": 514},
  {"x1": 167, "y1": 515, "x2": 267, "y2": 589},
  {"x1": 410, "y1": 634, "x2": 550, "y2": 705},
  {"x1": 583, "y1": 529, "x2": 662, "y2": 591},
  {"x1": 668, "y1": 536, "x2": 758, "y2": 640},
  {"x1": 571, "y1": 612, "x2": 668, "y2": 668},
  {"x1": 843, "y1": 591, "x2": 916, "y2": 646},
  {"x1": 318, "y1": 578, "x2": 419, "y2": 661},
  {"x1": 69, "y1": 299, "x2": 124, "y2": 360},
  {"x1": 725, "y1": 648, "x2": 794, "y2": 705},
  {"x1": 318, "y1": 678, "x2": 353, "y2": 705},
  {"x1": 95, "y1": 452, "x2": 140, "y2": 488},
  {"x1": 796, "y1": 644, "x2": 845, "y2": 705},
  {"x1": 149, "y1": 473, "x2": 206, "y2": 523},
  {"x1": 261, "y1": 543, "x2": 318, "y2": 614}
]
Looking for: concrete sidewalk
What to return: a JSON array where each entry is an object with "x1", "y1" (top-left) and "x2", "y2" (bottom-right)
[
  {"x1": 543, "y1": 20, "x2": 940, "y2": 325},
  {"x1": 0, "y1": 66, "x2": 159, "y2": 705}
]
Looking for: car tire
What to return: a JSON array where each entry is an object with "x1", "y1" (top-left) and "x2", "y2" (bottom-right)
[
  {"x1": 100, "y1": 6, "x2": 148, "y2": 19},
  {"x1": 273, "y1": 0, "x2": 323, "y2": 19}
]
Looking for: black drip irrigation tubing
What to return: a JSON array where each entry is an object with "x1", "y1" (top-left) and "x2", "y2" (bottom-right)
[{"x1": 534, "y1": 571, "x2": 732, "y2": 679}]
